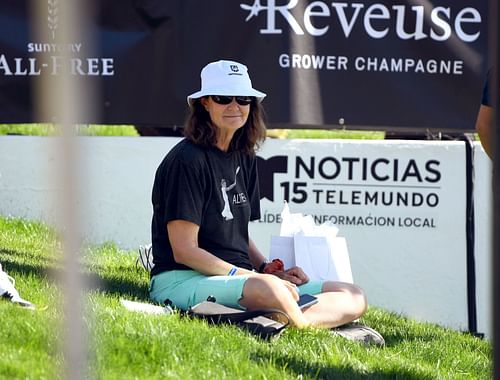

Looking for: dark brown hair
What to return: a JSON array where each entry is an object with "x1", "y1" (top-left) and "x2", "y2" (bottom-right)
[{"x1": 183, "y1": 98, "x2": 267, "y2": 154}]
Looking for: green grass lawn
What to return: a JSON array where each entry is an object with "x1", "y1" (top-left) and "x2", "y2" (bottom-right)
[
  {"x1": 0, "y1": 216, "x2": 491, "y2": 379},
  {"x1": 0, "y1": 124, "x2": 139, "y2": 136},
  {"x1": 267, "y1": 129, "x2": 385, "y2": 140}
]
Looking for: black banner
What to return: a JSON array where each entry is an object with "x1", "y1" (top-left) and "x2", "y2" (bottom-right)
[{"x1": 0, "y1": 0, "x2": 489, "y2": 131}]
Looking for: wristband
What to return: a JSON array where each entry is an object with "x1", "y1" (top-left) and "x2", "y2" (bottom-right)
[
  {"x1": 227, "y1": 266, "x2": 237, "y2": 276},
  {"x1": 258, "y1": 260, "x2": 269, "y2": 273}
]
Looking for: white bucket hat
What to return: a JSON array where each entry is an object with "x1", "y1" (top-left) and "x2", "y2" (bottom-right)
[{"x1": 187, "y1": 60, "x2": 266, "y2": 105}]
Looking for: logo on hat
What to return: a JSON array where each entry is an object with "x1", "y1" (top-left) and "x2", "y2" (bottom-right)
[{"x1": 229, "y1": 64, "x2": 242, "y2": 76}]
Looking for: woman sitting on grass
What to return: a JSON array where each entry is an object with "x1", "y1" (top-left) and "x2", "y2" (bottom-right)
[{"x1": 149, "y1": 59, "x2": 383, "y2": 345}]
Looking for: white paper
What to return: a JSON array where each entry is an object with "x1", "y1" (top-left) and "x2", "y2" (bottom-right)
[
  {"x1": 294, "y1": 235, "x2": 332, "y2": 280},
  {"x1": 120, "y1": 299, "x2": 173, "y2": 315},
  {"x1": 294, "y1": 236, "x2": 353, "y2": 283},
  {"x1": 269, "y1": 236, "x2": 295, "y2": 269},
  {"x1": 270, "y1": 202, "x2": 352, "y2": 282},
  {"x1": 279, "y1": 202, "x2": 305, "y2": 237},
  {"x1": 326, "y1": 237, "x2": 353, "y2": 283}
]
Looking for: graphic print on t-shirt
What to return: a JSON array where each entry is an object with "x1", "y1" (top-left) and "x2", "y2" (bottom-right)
[{"x1": 220, "y1": 166, "x2": 240, "y2": 221}]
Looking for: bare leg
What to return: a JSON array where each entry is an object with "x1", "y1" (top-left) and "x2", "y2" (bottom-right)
[
  {"x1": 302, "y1": 281, "x2": 367, "y2": 328},
  {"x1": 240, "y1": 277, "x2": 366, "y2": 329},
  {"x1": 239, "y1": 275, "x2": 310, "y2": 327},
  {"x1": 240, "y1": 277, "x2": 381, "y2": 344}
]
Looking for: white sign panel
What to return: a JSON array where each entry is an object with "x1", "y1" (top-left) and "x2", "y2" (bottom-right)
[{"x1": 250, "y1": 139, "x2": 468, "y2": 330}]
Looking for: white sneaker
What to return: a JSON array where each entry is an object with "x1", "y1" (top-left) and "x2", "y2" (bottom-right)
[
  {"x1": 332, "y1": 323, "x2": 385, "y2": 346},
  {"x1": 0, "y1": 263, "x2": 35, "y2": 309},
  {"x1": 136, "y1": 244, "x2": 154, "y2": 272}
]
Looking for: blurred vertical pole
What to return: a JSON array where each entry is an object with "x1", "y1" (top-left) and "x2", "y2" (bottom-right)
[
  {"x1": 30, "y1": 0, "x2": 95, "y2": 379},
  {"x1": 491, "y1": 0, "x2": 499, "y2": 378}
]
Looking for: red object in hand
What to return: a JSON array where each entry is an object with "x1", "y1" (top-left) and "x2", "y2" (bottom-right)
[{"x1": 263, "y1": 259, "x2": 284, "y2": 274}]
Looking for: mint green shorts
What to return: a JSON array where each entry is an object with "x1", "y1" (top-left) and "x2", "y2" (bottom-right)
[{"x1": 149, "y1": 270, "x2": 324, "y2": 310}]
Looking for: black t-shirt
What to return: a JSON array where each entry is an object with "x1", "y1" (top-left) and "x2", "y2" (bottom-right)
[{"x1": 150, "y1": 138, "x2": 261, "y2": 276}]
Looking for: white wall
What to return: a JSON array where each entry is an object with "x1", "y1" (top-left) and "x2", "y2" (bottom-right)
[{"x1": 0, "y1": 136, "x2": 493, "y2": 337}]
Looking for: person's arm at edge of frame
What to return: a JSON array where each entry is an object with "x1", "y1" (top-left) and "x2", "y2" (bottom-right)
[
  {"x1": 167, "y1": 219, "x2": 255, "y2": 276},
  {"x1": 475, "y1": 103, "x2": 494, "y2": 159}
]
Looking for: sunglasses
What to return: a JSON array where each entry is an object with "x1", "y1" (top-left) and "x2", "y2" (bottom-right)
[{"x1": 210, "y1": 95, "x2": 254, "y2": 106}]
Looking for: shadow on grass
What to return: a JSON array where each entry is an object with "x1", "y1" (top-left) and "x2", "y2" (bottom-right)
[
  {"x1": 251, "y1": 351, "x2": 433, "y2": 380},
  {"x1": 376, "y1": 323, "x2": 478, "y2": 347},
  {"x1": 0, "y1": 248, "x2": 149, "y2": 301},
  {"x1": 0, "y1": 247, "x2": 59, "y2": 267}
]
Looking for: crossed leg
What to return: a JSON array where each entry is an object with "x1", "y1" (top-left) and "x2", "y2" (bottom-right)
[
  {"x1": 302, "y1": 281, "x2": 367, "y2": 328},
  {"x1": 239, "y1": 274, "x2": 367, "y2": 328}
]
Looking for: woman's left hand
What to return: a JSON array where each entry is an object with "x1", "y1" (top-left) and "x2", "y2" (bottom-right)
[{"x1": 273, "y1": 266, "x2": 309, "y2": 285}]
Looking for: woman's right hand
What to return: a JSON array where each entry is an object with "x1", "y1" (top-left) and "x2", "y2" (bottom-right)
[{"x1": 272, "y1": 268, "x2": 307, "y2": 286}]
